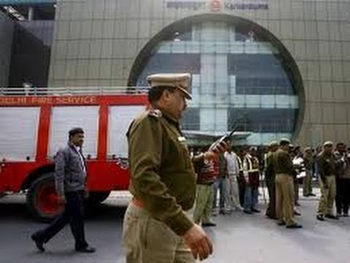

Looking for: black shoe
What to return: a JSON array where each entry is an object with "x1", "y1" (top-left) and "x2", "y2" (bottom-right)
[
  {"x1": 286, "y1": 223, "x2": 303, "y2": 229},
  {"x1": 202, "y1": 221, "x2": 216, "y2": 227},
  {"x1": 277, "y1": 220, "x2": 286, "y2": 226},
  {"x1": 251, "y1": 208, "x2": 261, "y2": 213},
  {"x1": 316, "y1": 215, "x2": 325, "y2": 221},
  {"x1": 308, "y1": 193, "x2": 316, "y2": 197},
  {"x1": 294, "y1": 210, "x2": 301, "y2": 216},
  {"x1": 76, "y1": 246, "x2": 96, "y2": 253},
  {"x1": 31, "y1": 234, "x2": 45, "y2": 252},
  {"x1": 295, "y1": 202, "x2": 301, "y2": 207},
  {"x1": 266, "y1": 214, "x2": 277, "y2": 220},
  {"x1": 325, "y1": 214, "x2": 339, "y2": 220},
  {"x1": 343, "y1": 213, "x2": 349, "y2": 217},
  {"x1": 243, "y1": 210, "x2": 252, "y2": 214}
]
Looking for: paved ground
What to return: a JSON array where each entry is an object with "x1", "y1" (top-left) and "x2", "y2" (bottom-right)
[{"x1": 1, "y1": 189, "x2": 350, "y2": 263}]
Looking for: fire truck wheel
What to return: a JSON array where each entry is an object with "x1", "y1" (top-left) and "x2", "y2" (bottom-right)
[
  {"x1": 26, "y1": 173, "x2": 64, "y2": 222},
  {"x1": 85, "y1": 191, "x2": 111, "y2": 206}
]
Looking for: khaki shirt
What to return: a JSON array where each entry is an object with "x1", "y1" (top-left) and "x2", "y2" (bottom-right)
[
  {"x1": 127, "y1": 109, "x2": 196, "y2": 236},
  {"x1": 273, "y1": 149, "x2": 294, "y2": 176},
  {"x1": 264, "y1": 151, "x2": 275, "y2": 179},
  {"x1": 303, "y1": 153, "x2": 313, "y2": 170},
  {"x1": 319, "y1": 151, "x2": 336, "y2": 181}
]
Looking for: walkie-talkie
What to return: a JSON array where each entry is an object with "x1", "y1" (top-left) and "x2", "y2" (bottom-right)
[{"x1": 209, "y1": 127, "x2": 237, "y2": 152}]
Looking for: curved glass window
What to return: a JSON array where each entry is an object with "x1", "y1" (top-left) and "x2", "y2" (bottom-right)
[{"x1": 135, "y1": 21, "x2": 299, "y2": 145}]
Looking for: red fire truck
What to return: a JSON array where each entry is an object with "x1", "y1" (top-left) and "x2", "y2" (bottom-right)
[{"x1": 0, "y1": 88, "x2": 148, "y2": 221}]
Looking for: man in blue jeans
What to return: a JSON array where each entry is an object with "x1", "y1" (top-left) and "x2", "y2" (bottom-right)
[
  {"x1": 212, "y1": 153, "x2": 229, "y2": 215},
  {"x1": 31, "y1": 127, "x2": 95, "y2": 253},
  {"x1": 243, "y1": 146, "x2": 260, "y2": 214}
]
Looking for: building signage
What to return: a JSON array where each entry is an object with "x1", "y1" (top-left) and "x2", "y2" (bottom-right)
[
  {"x1": 225, "y1": 0, "x2": 268, "y2": 10},
  {"x1": 165, "y1": 0, "x2": 206, "y2": 11},
  {"x1": 0, "y1": 96, "x2": 97, "y2": 106},
  {"x1": 165, "y1": 0, "x2": 269, "y2": 11},
  {"x1": 0, "y1": 0, "x2": 55, "y2": 5}
]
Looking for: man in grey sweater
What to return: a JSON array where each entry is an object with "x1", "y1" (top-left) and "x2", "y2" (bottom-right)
[{"x1": 31, "y1": 127, "x2": 95, "y2": 253}]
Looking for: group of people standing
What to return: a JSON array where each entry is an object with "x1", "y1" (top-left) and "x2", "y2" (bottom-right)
[
  {"x1": 192, "y1": 144, "x2": 263, "y2": 227},
  {"x1": 266, "y1": 140, "x2": 350, "y2": 225},
  {"x1": 192, "y1": 138, "x2": 350, "y2": 230},
  {"x1": 29, "y1": 72, "x2": 350, "y2": 263}
]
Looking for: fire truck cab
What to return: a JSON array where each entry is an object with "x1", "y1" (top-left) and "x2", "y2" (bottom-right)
[{"x1": 0, "y1": 87, "x2": 148, "y2": 221}]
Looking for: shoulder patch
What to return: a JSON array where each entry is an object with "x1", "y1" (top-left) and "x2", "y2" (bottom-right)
[{"x1": 148, "y1": 109, "x2": 162, "y2": 119}]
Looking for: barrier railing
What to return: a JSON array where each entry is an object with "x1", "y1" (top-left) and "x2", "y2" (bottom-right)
[{"x1": 0, "y1": 86, "x2": 149, "y2": 96}]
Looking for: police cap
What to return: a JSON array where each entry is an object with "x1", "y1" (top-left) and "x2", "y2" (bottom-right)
[{"x1": 147, "y1": 73, "x2": 192, "y2": 100}]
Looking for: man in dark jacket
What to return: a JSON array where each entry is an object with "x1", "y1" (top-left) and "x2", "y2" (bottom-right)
[
  {"x1": 317, "y1": 141, "x2": 338, "y2": 221},
  {"x1": 265, "y1": 141, "x2": 278, "y2": 219},
  {"x1": 31, "y1": 127, "x2": 95, "y2": 253},
  {"x1": 334, "y1": 143, "x2": 350, "y2": 217}
]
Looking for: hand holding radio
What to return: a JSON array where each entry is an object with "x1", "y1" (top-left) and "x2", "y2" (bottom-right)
[{"x1": 208, "y1": 128, "x2": 236, "y2": 153}]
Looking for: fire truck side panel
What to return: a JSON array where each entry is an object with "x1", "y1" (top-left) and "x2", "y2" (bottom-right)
[
  {"x1": 0, "y1": 162, "x2": 51, "y2": 192},
  {"x1": 108, "y1": 105, "x2": 145, "y2": 158},
  {"x1": 0, "y1": 107, "x2": 40, "y2": 161},
  {"x1": 0, "y1": 94, "x2": 148, "y2": 196},
  {"x1": 48, "y1": 106, "x2": 99, "y2": 158},
  {"x1": 87, "y1": 161, "x2": 130, "y2": 191},
  {"x1": 36, "y1": 105, "x2": 52, "y2": 162}
]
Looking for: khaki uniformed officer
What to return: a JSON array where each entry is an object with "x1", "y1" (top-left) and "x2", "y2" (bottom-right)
[
  {"x1": 123, "y1": 73, "x2": 226, "y2": 263},
  {"x1": 303, "y1": 147, "x2": 315, "y2": 197},
  {"x1": 273, "y1": 138, "x2": 302, "y2": 229},
  {"x1": 316, "y1": 141, "x2": 338, "y2": 221}
]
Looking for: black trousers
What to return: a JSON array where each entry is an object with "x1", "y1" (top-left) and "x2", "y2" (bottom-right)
[
  {"x1": 265, "y1": 176, "x2": 276, "y2": 218},
  {"x1": 238, "y1": 175, "x2": 246, "y2": 207},
  {"x1": 34, "y1": 190, "x2": 88, "y2": 249},
  {"x1": 336, "y1": 178, "x2": 350, "y2": 215}
]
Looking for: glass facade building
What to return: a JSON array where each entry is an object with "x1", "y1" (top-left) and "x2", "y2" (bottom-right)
[
  {"x1": 1, "y1": 0, "x2": 350, "y2": 146},
  {"x1": 134, "y1": 21, "x2": 299, "y2": 144},
  {"x1": 0, "y1": 1, "x2": 55, "y2": 88}
]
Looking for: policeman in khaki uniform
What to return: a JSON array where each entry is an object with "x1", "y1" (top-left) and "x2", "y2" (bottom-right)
[
  {"x1": 316, "y1": 141, "x2": 338, "y2": 221},
  {"x1": 273, "y1": 139, "x2": 302, "y2": 229},
  {"x1": 303, "y1": 147, "x2": 315, "y2": 197},
  {"x1": 123, "y1": 73, "x2": 227, "y2": 263}
]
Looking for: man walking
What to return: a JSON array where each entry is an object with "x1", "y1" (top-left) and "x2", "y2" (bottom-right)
[
  {"x1": 31, "y1": 128, "x2": 95, "y2": 253},
  {"x1": 123, "y1": 73, "x2": 226, "y2": 263}
]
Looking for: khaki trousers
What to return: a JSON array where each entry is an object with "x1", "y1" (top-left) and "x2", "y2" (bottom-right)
[
  {"x1": 317, "y1": 175, "x2": 336, "y2": 215},
  {"x1": 227, "y1": 174, "x2": 242, "y2": 210},
  {"x1": 275, "y1": 174, "x2": 296, "y2": 226},
  {"x1": 123, "y1": 202, "x2": 195, "y2": 263},
  {"x1": 193, "y1": 184, "x2": 213, "y2": 224}
]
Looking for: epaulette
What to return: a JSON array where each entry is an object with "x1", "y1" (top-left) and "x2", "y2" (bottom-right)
[{"x1": 148, "y1": 109, "x2": 162, "y2": 119}]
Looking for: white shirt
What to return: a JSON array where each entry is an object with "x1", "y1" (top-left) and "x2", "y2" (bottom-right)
[
  {"x1": 74, "y1": 145, "x2": 86, "y2": 174},
  {"x1": 224, "y1": 151, "x2": 239, "y2": 176}
]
